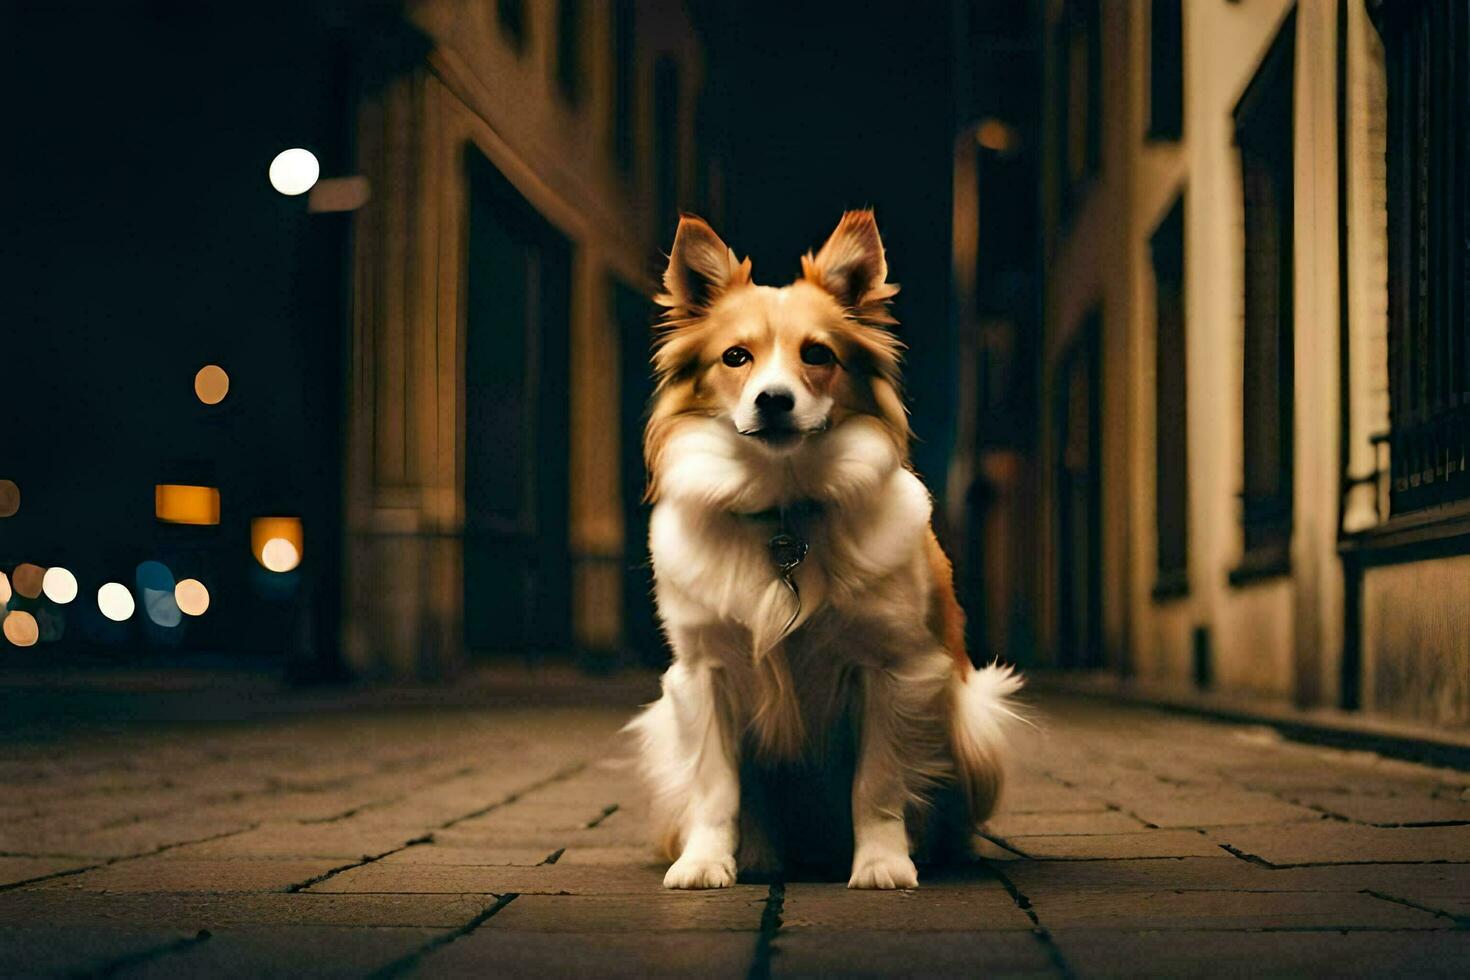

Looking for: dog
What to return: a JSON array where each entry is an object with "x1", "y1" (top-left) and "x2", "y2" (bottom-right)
[{"x1": 627, "y1": 210, "x2": 1023, "y2": 890}]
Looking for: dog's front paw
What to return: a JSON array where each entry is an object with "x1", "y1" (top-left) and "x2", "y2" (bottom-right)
[
  {"x1": 848, "y1": 850, "x2": 919, "y2": 890},
  {"x1": 664, "y1": 852, "x2": 737, "y2": 889}
]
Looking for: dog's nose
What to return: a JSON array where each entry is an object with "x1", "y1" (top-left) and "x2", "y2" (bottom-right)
[{"x1": 755, "y1": 388, "x2": 795, "y2": 415}]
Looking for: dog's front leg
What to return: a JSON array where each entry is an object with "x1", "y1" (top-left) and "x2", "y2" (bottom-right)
[
  {"x1": 849, "y1": 655, "x2": 950, "y2": 889},
  {"x1": 661, "y1": 658, "x2": 740, "y2": 889}
]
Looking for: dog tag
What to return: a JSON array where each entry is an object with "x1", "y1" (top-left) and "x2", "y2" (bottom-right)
[{"x1": 768, "y1": 532, "x2": 808, "y2": 574}]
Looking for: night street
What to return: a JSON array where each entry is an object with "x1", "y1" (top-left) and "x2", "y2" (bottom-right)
[{"x1": 2, "y1": 679, "x2": 1466, "y2": 978}]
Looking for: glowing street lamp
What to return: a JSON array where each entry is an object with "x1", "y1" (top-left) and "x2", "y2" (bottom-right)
[{"x1": 268, "y1": 148, "x2": 320, "y2": 196}]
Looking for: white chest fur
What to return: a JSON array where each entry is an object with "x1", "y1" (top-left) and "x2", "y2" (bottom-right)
[{"x1": 648, "y1": 417, "x2": 934, "y2": 660}]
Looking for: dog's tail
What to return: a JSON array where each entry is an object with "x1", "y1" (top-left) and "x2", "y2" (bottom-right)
[{"x1": 949, "y1": 661, "x2": 1027, "y2": 824}]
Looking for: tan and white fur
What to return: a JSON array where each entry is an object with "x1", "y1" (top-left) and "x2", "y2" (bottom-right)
[{"x1": 627, "y1": 211, "x2": 1024, "y2": 890}]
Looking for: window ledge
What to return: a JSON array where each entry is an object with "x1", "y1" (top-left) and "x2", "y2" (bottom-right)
[
  {"x1": 1340, "y1": 499, "x2": 1470, "y2": 566},
  {"x1": 1151, "y1": 570, "x2": 1190, "y2": 602},
  {"x1": 1228, "y1": 545, "x2": 1290, "y2": 586}
]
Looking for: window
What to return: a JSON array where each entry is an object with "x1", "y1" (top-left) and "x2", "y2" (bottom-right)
[
  {"x1": 653, "y1": 56, "x2": 681, "y2": 242},
  {"x1": 1147, "y1": 0, "x2": 1183, "y2": 140},
  {"x1": 1056, "y1": 0, "x2": 1101, "y2": 216},
  {"x1": 497, "y1": 0, "x2": 527, "y2": 51},
  {"x1": 610, "y1": 0, "x2": 636, "y2": 174},
  {"x1": 555, "y1": 0, "x2": 583, "y2": 103},
  {"x1": 1374, "y1": 0, "x2": 1469, "y2": 513},
  {"x1": 1152, "y1": 194, "x2": 1188, "y2": 597},
  {"x1": 1231, "y1": 9, "x2": 1295, "y2": 583}
]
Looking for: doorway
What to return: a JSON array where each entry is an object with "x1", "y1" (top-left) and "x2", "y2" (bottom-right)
[
  {"x1": 462, "y1": 150, "x2": 573, "y2": 656},
  {"x1": 1055, "y1": 310, "x2": 1103, "y2": 668},
  {"x1": 614, "y1": 279, "x2": 666, "y2": 666}
]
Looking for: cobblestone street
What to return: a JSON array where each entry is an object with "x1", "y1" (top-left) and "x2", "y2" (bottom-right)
[{"x1": 2, "y1": 677, "x2": 1468, "y2": 978}]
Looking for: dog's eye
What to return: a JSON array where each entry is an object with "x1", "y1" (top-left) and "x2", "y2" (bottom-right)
[
  {"x1": 722, "y1": 346, "x2": 752, "y2": 367},
  {"x1": 801, "y1": 343, "x2": 835, "y2": 366}
]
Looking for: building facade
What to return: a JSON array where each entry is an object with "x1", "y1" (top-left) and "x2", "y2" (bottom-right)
[
  {"x1": 1012, "y1": 0, "x2": 1468, "y2": 727},
  {"x1": 341, "y1": 0, "x2": 710, "y2": 676}
]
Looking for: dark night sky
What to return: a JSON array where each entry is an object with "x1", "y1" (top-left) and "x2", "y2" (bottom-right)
[{"x1": 694, "y1": 0, "x2": 960, "y2": 491}]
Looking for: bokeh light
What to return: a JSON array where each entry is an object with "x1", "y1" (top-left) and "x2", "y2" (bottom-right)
[
  {"x1": 98, "y1": 582, "x2": 135, "y2": 622},
  {"x1": 268, "y1": 148, "x2": 319, "y2": 196},
  {"x1": 175, "y1": 578, "x2": 210, "y2": 616},
  {"x1": 12, "y1": 564, "x2": 44, "y2": 600},
  {"x1": 252, "y1": 516, "x2": 303, "y2": 572},
  {"x1": 3, "y1": 610, "x2": 38, "y2": 647},
  {"x1": 261, "y1": 538, "x2": 300, "y2": 573},
  {"x1": 41, "y1": 567, "x2": 78, "y2": 604},
  {"x1": 194, "y1": 364, "x2": 230, "y2": 405},
  {"x1": 143, "y1": 588, "x2": 182, "y2": 628},
  {"x1": 976, "y1": 117, "x2": 1019, "y2": 154},
  {"x1": 155, "y1": 484, "x2": 221, "y2": 525},
  {"x1": 0, "y1": 570, "x2": 11, "y2": 606},
  {"x1": 0, "y1": 479, "x2": 18, "y2": 517}
]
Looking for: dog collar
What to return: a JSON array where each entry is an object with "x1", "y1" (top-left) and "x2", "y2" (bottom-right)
[
  {"x1": 731, "y1": 501, "x2": 821, "y2": 637},
  {"x1": 731, "y1": 499, "x2": 824, "y2": 525}
]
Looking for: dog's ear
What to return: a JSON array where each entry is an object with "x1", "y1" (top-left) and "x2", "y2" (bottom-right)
[
  {"x1": 802, "y1": 210, "x2": 899, "y2": 313},
  {"x1": 657, "y1": 215, "x2": 751, "y2": 315}
]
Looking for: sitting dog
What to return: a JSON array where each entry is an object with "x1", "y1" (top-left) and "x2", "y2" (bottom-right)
[{"x1": 628, "y1": 210, "x2": 1023, "y2": 889}]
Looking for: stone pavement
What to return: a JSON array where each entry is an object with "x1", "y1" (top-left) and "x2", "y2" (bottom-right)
[{"x1": 1, "y1": 678, "x2": 1468, "y2": 978}]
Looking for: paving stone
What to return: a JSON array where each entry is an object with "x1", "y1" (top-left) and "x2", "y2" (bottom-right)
[
  {"x1": 772, "y1": 930, "x2": 1056, "y2": 978},
  {"x1": 1002, "y1": 857, "x2": 1470, "y2": 898},
  {"x1": 1280, "y1": 789, "x2": 1470, "y2": 826},
  {"x1": 311, "y1": 861, "x2": 670, "y2": 895},
  {"x1": 1123, "y1": 790, "x2": 1323, "y2": 828},
  {"x1": 781, "y1": 881, "x2": 1034, "y2": 931},
  {"x1": 0, "y1": 889, "x2": 501, "y2": 928},
  {"x1": 554, "y1": 845, "x2": 663, "y2": 866},
  {"x1": 1027, "y1": 889, "x2": 1445, "y2": 931},
  {"x1": 997, "y1": 830, "x2": 1225, "y2": 860},
  {"x1": 118, "y1": 925, "x2": 446, "y2": 979},
  {"x1": 158, "y1": 821, "x2": 417, "y2": 860},
  {"x1": 418, "y1": 929, "x2": 756, "y2": 979},
  {"x1": 1002, "y1": 781, "x2": 1111, "y2": 814},
  {"x1": 0, "y1": 925, "x2": 199, "y2": 977},
  {"x1": 987, "y1": 810, "x2": 1149, "y2": 837},
  {"x1": 0, "y1": 855, "x2": 95, "y2": 887},
  {"x1": 1215, "y1": 823, "x2": 1470, "y2": 866},
  {"x1": 30, "y1": 857, "x2": 345, "y2": 894},
  {"x1": 1052, "y1": 929, "x2": 1470, "y2": 979},
  {"x1": 453, "y1": 800, "x2": 618, "y2": 833},
  {"x1": 481, "y1": 892, "x2": 769, "y2": 932},
  {"x1": 376, "y1": 844, "x2": 553, "y2": 866}
]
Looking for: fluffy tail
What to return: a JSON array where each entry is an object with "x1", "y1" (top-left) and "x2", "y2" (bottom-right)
[{"x1": 949, "y1": 661, "x2": 1027, "y2": 824}]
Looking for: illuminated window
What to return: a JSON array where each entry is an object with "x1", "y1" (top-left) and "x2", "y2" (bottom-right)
[
  {"x1": 156, "y1": 485, "x2": 221, "y2": 525},
  {"x1": 252, "y1": 516, "x2": 303, "y2": 572}
]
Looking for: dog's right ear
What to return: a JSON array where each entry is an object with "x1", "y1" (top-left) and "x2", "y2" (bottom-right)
[{"x1": 656, "y1": 215, "x2": 751, "y2": 315}]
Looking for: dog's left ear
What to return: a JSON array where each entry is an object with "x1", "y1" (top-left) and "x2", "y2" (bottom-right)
[{"x1": 802, "y1": 210, "x2": 900, "y2": 311}]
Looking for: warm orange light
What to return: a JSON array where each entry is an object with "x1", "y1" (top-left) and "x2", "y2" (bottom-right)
[
  {"x1": 175, "y1": 578, "x2": 210, "y2": 616},
  {"x1": 3, "y1": 610, "x2": 38, "y2": 647},
  {"x1": 251, "y1": 517, "x2": 303, "y2": 572},
  {"x1": 0, "y1": 479, "x2": 18, "y2": 518},
  {"x1": 0, "y1": 570, "x2": 10, "y2": 606},
  {"x1": 12, "y1": 564, "x2": 44, "y2": 600},
  {"x1": 976, "y1": 117, "x2": 1019, "y2": 154},
  {"x1": 194, "y1": 365, "x2": 230, "y2": 405},
  {"x1": 156, "y1": 485, "x2": 221, "y2": 525}
]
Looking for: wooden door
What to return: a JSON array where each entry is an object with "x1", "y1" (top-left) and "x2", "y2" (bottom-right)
[{"x1": 462, "y1": 151, "x2": 573, "y2": 656}]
